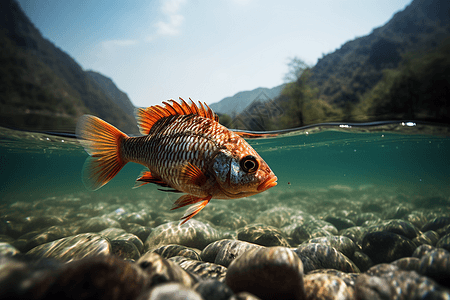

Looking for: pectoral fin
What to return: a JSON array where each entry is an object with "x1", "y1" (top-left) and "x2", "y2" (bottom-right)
[
  {"x1": 180, "y1": 163, "x2": 208, "y2": 186},
  {"x1": 171, "y1": 194, "x2": 212, "y2": 225}
]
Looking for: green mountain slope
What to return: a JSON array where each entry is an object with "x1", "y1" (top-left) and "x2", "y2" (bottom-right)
[{"x1": 0, "y1": 0, "x2": 138, "y2": 134}]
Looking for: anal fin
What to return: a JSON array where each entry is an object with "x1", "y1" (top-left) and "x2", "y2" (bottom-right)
[
  {"x1": 133, "y1": 169, "x2": 176, "y2": 190},
  {"x1": 171, "y1": 194, "x2": 212, "y2": 225}
]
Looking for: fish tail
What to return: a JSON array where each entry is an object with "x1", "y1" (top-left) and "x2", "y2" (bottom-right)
[{"x1": 76, "y1": 115, "x2": 129, "y2": 190}]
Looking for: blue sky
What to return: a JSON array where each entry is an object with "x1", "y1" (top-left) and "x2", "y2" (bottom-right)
[{"x1": 17, "y1": 0, "x2": 412, "y2": 107}]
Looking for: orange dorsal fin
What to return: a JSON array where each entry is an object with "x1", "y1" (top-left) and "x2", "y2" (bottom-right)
[
  {"x1": 170, "y1": 195, "x2": 212, "y2": 225},
  {"x1": 136, "y1": 98, "x2": 218, "y2": 135},
  {"x1": 76, "y1": 115, "x2": 128, "y2": 191},
  {"x1": 180, "y1": 163, "x2": 208, "y2": 186}
]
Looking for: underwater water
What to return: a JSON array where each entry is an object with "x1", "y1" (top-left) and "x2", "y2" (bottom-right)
[{"x1": 1, "y1": 121, "x2": 450, "y2": 299}]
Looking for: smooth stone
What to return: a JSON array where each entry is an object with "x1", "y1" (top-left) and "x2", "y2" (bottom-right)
[
  {"x1": 208, "y1": 211, "x2": 248, "y2": 229},
  {"x1": 144, "y1": 220, "x2": 221, "y2": 252},
  {"x1": 418, "y1": 248, "x2": 450, "y2": 288},
  {"x1": 26, "y1": 233, "x2": 111, "y2": 262},
  {"x1": 237, "y1": 224, "x2": 290, "y2": 247},
  {"x1": 99, "y1": 227, "x2": 127, "y2": 239},
  {"x1": 324, "y1": 216, "x2": 356, "y2": 231},
  {"x1": 306, "y1": 269, "x2": 359, "y2": 290},
  {"x1": 358, "y1": 264, "x2": 450, "y2": 299},
  {"x1": 386, "y1": 204, "x2": 411, "y2": 219},
  {"x1": 22, "y1": 226, "x2": 73, "y2": 252},
  {"x1": 339, "y1": 226, "x2": 366, "y2": 247},
  {"x1": 77, "y1": 217, "x2": 121, "y2": 233},
  {"x1": 137, "y1": 252, "x2": 199, "y2": 288},
  {"x1": 111, "y1": 240, "x2": 140, "y2": 261},
  {"x1": 137, "y1": 282, "x2": 203, "y2": 300},
  {"x1": 229, "y1": 292, "x2": 262, "y2": 300},
  {"x1": 304, "y1": 235, "x2": 357, "y2": 259},
  {"x1": 0, "y1": 242, "x2": 20, "y2": 256},
  {"x1": 194, "y1": 279, "x2": 234, "y2": 300},
  {"x1": 413, "y1": 230, "x2": 440, "y2": 246},
  {"x1": 254, "y1": 207, "x2": 295, "y2": 228},
  {"x1": 0, "y1": 234, "x2": 15, "y2": 243},
  {"x1": 391, "y1": 257, "x2": 420, "y2": 272},
  {"x1": 200, "y1": 239, "x2": 236, "y2": 263},
  {"x1": 213, "y1": 240, "x2": 263, "y2": 267},
  {"x1": 226, "y1": 247, "x2": 306, "y2": 300},
  {"x1": 421, "y1": 216, "x2": 450, "y2": 232},
  {"x1": 436, "y1": 233, "x2": 450, "y2": 252},
  {"x1": 351, "y1": 251, "x2": 373, "y2": 273},
  {"x1": 365, "y1": 219, "x2": 421, "y2": 240},
  {"x1": 154, "y1": 244, "x2": 201, "y2": 261},
  {"x1": 355, "y1": 212, "x2": 381, "y2": 226},
  {"x1": 170, "y1": 256, "x2": 228, "y2": 281},
  {"x1": 123, "y1": 223, "x2": 152, "y2": 242},
  {"x1": 303, "y1": 273, "x2": 355, "y2": 300},
  {"x1": 294, "y1": 243, "x2": 360, "y2": 273},
  {"x1": 113, "y1": 233, "x2": 144, "y2": 253},
  {"x1": 361, "y1": 231, "x2": 417, "y2": 264},
  {"x1": 412, "y1": 244, "x2": 436, "y2": 259}
]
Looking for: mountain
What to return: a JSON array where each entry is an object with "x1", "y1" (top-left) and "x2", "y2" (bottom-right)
[
  {"x1": 308, "y1": 0, "x2": 450, "y2": 105},
  {"x1": 86, "y1": 71, "x2": 136, "y2": 119},
  {"x1": 0, "y1": 0, "x2": 138, "y2": 134},
  {"x1": 210, "y1": 84, "x2": 285, "y2": 115}
]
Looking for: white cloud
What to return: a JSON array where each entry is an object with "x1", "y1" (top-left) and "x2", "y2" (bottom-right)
[{"x1": 154, "y1": 0, "x2": 187, "y2": 37}]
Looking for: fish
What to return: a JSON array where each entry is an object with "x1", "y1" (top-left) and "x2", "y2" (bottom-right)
[{"x1": 76, "y1": 98, "x2": 277, "y2": 224}]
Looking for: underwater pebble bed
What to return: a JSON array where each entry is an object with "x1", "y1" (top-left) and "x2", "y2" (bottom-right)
[{"x1": 0, "y1": 187, "x2": 449, "y2": 299}]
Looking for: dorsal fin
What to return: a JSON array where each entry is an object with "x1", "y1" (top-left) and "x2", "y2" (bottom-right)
[{"x1": 136, "y1": 98, "x2": 219, "y2": 135}]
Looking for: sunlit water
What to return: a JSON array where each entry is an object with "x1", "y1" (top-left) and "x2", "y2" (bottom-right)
[{"x1": 1, "y1": 122, "x2": 449, "y2": 217}]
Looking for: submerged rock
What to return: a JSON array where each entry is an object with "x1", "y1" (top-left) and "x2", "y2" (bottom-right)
[
  {"x1": 304, "y1": 235, "x2": 357, "y2": 259},
  {"x1": 26, "y1": 233, "x2": 111, "y2": 262},
  {"x1": 294, "y1": 243, "x2": 360, "y2": 273},
  {"x1": 144, "y1": 220, "x2": 221, "y2": 252},
  {"x1": 212, "y1": 239, "x2": 263, "y2": 267},
  {"x1": 418, "y1": 248, "x2": 450, "y2": 288},
  {"x1": 170, "y1": 256, "x2": 228, "y2": 281},
  {"x1": 226, "y1": 247, "x2": 306, "y2": 300},
  {"x1": 237, "y1": 224, "x2": 290, "y2": 247},
  {"x1": 304, "y1": 273, "x2": 355, "y2": 300},
  {"x1": 0, "y1": 242, "x2": 20, "y2": 256},
  {"x1": 137, "y1": 252, "x2": 199, "y2": 288},
  {"x1": 110, "y1": 240, "x2": 140, "y2": 261},
  {"x1": 137, "y1": 282, "x2": 202, "y2": 300},
  {"x1": 154, "y1": 244, "x2": 201, "y2": 260},
  {"x1": 361, "y1": 231, "x2": 416, "y2": 264},
  {"x1": 194, "y1": 279, "x2": 234, "y2": 300}
]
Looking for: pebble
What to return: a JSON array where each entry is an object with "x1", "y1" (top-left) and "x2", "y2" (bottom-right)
[
  {"x1": 418, "y1": 248, "x2": 450, "y2": 288},
  {"x1": 303, "y1": 273, "x2": 355, "y2": 300},
  {"x1": 294, "y1": 243, "x2": 360, "y2": 273},
  {"x1": 137, "y1": 252, "x2": 199, "y2": 288},
  {"x1": 421, "y1": 216, "x2": 450, "y2": 233},
  {"x1": 26, "y1": 233, "x2": 111, "y2": 262},
  {"x1": 77, "y1": 216, "x2": 121, "y2": 233},
  {"x1": 226, "y1": 246, "x2": 306, "y2": 300},
  {"x1": 303, "y1": 235, "x2": 357, "y2": 259},
  {"x1": 413, "y1": 230, "x2": 440, "y2": 246},
  {"x1": 170, "y1": 256, "x2": 228, "y2": 281},
  {"x1": 324, "y1": 216, "x2": 356, "y2": 231},
  {"x1": 211, "y1": 239, "x2": 263, "y2": 267},
  {"x1": 437, "y1": 233, "x2": 450, "y2": 252},
  {"x1": 361, "y1": 231, "x2": 417, "y2": 264},
  {"x1": 0, "y1": 242, "x2": 20, "y2": 256},
  {"x1": 144, "y1": 220, "x2": 221, "y2": 252},
  {"x1": 237, "y1": 224, "x2": 290, "y2": 247},
  {"x1": 110, "y1": 240, "x2": 140, "y2": 260},
  {"x1": 194, "y1": 279, "x2": 234, "y2": 300},
  {"x1": 137, "y1": 282, "x2": 203, "y2": 300},
  {"x1": 154, "y1": 244, "x2": 201, "y2": 260}
]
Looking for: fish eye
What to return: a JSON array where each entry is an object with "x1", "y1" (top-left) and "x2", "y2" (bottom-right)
[{"x1": 240, "y1": 155, "x2": 259, "y2": 173}]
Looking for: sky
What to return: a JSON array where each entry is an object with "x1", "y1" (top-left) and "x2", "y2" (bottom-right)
[{"x1": 17, "y1": 0, "x2": 412, "y2": 107}]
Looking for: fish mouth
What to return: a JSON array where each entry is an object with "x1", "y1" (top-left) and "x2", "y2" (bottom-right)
[{"x1": 257, "y1": 175, "x2": 278, "y2": 191}]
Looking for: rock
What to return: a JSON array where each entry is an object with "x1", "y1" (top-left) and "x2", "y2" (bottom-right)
[
  {"x1": 144, "y1": 220, "x2": 221, "y2": 252},
  {"x1": 421, "y1": 216, "x2": 450, "y2": 233},
  {"x1": 351, "y1": 251, "x2": 373, "y2": 272},
  {"x1": 237, "y1": 224, "x2": 290, "y2": 247},
  {"x1": 304, "y1": 235, "x2": 357, "y2": 259},
  {"x1": 294, "y1": 243, "x2": 360, "y2": 273},
  {"x1": 213, "y1": 240, "x2": 263, "y2": 267},
  {"x1": 366, "y1": 219, "x2": 421, "y2": 240},
  {"x1": 137, "y1": 282, "x2": 203, "y2": 300},
  {"x1": 229, "y1": 292, "x2": 262, "y2": 300},
  {"x1": 77, "y1": 217, "x2": 121, "y2": 233},
  {"x1": 413, "y1": 230, "x2": 440, "y2": 246},
  {"x1": 137, "y1": 252, "x2": 199, "y2": 288},
  {"x1": 170, "y1": 256, "x2": 228, "y2": 281},
  {"x1": 26, "y1": 233, "x2": 111, "y2": 262},
  {"x1": 254, "y1": 207, "x2": 295, "y2": 228},
  {"x1": 412, "y1": 244, "x2": 436, "y2": 259},
  {"x1": 0, "y1": 255, "x2": 150, "y2": 300},
  {"x1": 0, "y1": 242, "x2": 20, "y2": 256},
  {"x1": 124, "y1": 223, "x2": 152, "y2": 242},
  {"x1": 154, "y1": 244, "x2": 201, "y2": 260},
  {"x1": 226, "y1": 247, "x2": 306, "y2": 300},
  {"x1": 303, "y1": 273, "x2": 355, "y2": 300},
  {"x1": 418, "y1": 248, "x2": 450, "y2": 288},
  {"x1": 361, "y1": 231, "x2": 417, "y2": 264},
  {"x1": 110, "y1": 240, "x2": 140, "y2": 261},
  {"x1": 355, "y1": 212, "x2": 381, "y2": 226},
  {"x1": 200, "y1": 239, "x2": 235, "y2": 263},
  {"x1": 436, "y1": 233, "x2": 450, "y2": 252},
  {"x1": 391, "y1": 257, "x2": 420, "y2": 272},
  {"x1": 324, "y1": 216, "x2": 356, "y2": 231},
  {"x1": 339, "y1": 226, "x2": 366, "y2": 247},
  {"x1": 306, "y1": 269, "x2": 358, "y2": 290},
  {"x1": 357, "y1": 264, "x2": 450, "y2": 299},
  {"x1": 208, "y1": 211, "x2": 248, "y2": 230},
  {"x1": 194, "y1": 279, "x2": 234, "y2": 300}
]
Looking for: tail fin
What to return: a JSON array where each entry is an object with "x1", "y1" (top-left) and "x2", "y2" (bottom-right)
[{"x1": 76, "y1": 115, "x2": 128, "y2": 190}]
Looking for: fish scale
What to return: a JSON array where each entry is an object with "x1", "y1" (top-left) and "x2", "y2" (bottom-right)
[{"x1": 76, "y1": 98, "x2": 277, "y2": 224}]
